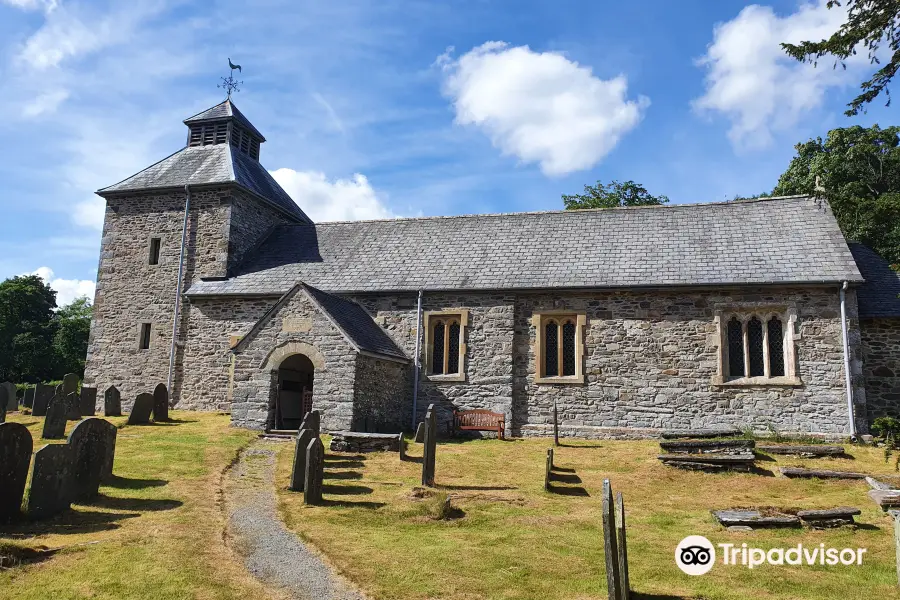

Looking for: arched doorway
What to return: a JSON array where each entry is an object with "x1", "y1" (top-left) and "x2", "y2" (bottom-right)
[{"x1": 275, "y1": 354, "x2": 315, "y2": 430}]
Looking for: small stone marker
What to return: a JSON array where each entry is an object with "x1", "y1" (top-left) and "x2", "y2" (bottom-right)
[
  {"x1": 0, "y1": 422, "x2": 32, "y2": 522},
  {"x1": 553, "y1": 399, "x2": 559, "y2": 446},
  {"x1": 152, "y1": 383, "x2": 169, "y2": 422},
  {"x1": 2, "y1": 382, "x2": 16, "y2": 412},
  {"x1": 104, "y1": 385, "x2": 122, "y2": 417},
  {"x1": 26, "y1": 444, "x2": 73, "y2": 519},
  {"x1": 290, "y1": 429, "x2": 316, "y2": 491},
  {"x1": 62, "y1": 373, "x2": 78, "y2": 397},
  {"x1": 304, "y1": 436, "x2": 324, "y2": 505},
  {"x1": 32, "y1": 383, "x2": 54, "y2": 417},
  {"x1": 544, "y1": 448, "x2": 553, "y2": 491},
  {"x1": 64, "y1": 391, "x2": 81, "y2": 421},
  {"x1": 399, "y1": 432, "x2": 406, "y2": 460},
  {"x1": 42, "y1": 394, "x2": 68, "y2": 439},
  {"x1": 79, "y1": 387, "x2": 97, "y2": 416},
  {"x1": 67, "y1": 418, "x2": 118, "y2": 501},
  {"x1": 299, "y1": 410, "x2": 320, "y2": 435},
  {"x1": 414, "y1": 421, "x2": 425, "y2": 443},
  {"x1": 421, "y1": 404, "x2": 437, "y2": 487},
  {"x1": 601, "y1": 479, "x2": 622, "y2": 600},
  {"x1": 23, "y1": 387, "x2": 35, "y2": 409},
  {"x1": 128, "y1": 393, "x2": 154, "y2": 425},
  {"x1": 615, "y1": 492, "x2": 630, "y2": 599}
]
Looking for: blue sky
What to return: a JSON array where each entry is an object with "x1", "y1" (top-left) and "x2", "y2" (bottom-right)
[{"x1": 0, "y1": 0, "x2": 893, "y2": 305}]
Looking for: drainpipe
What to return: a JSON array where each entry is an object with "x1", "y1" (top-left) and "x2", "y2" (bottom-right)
[
  {"x1": 167, "y1": 184, "x2": 191, "y2": 397},
  {"x1": 839, "y1": 281, "x2": 857, "y2": 440},
  {"x1": 411, "y1": 289, "x2": 423, "y2": 429}
]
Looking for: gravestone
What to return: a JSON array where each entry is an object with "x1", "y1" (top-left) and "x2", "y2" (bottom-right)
[
  {"x1": 303, "y1": 436, "x2": 324, "y2": 505},
  {"x1": 2, "y1": 382, "x2": 16, "y2": 412},
  {"x1": 64, "y1": 391, "x2": 81, "y2": 420},
  {"x1": 0, "y1": 387, "x2": 6, "y2": 423},
  {"x1": 414, "y1": 421, "x2": 425, "y2": 443},
  {"x1": 421, "y1": 403, "x2": 437, "y2": 487},
  {"x1": 553, "y1": 399, "x2": 559, "y2": 446},
  {"x1": 80, "y1": 387, "x2": 97, "y2": 417},
  {"x1": 104, "y1": 385, "x2": 122, "y2": 417},
  {"x1": 290, "y1": 429, "x2": 316, "y2": 491},
  {"x1": 602, "y1": 479, "x2": 622, "y2": 600},
  {"x1": 62, "y1": 373, "x2": 79, "y2": 396},
  {"x1": 615, "y1": 492, "x2": 630, "y2": 599},
  {"x1": 152, "y1": 383, "x2": 169, "y2": 422},
  {"x1": 127, "y1": 393, "x2": 154, "y2": 425},
  {"x1": 32, "y1": 383, "x2": 54, "y2": 417},
  {"x1": 0, "y1": 422, "x2": 33, "y2": 522},
  {"x1": 399, "y1": 432, "x2": 406, "y2": 461},
  {"x1": 545, "y1": 448, "x2": 553, "y2": 491},
  {"x1": 67, "y1": 418, "x2": 118, "y2": 501},
  {"x1": 299, "y1": 410, "x2": 320, "y2": 435},
  {"x1": 42, "y1": 394, "x2": 68, "y2": 439},
  {"x1": 23, "y1": 387, "x2": 35, "y2": 409},
  {"x1": 25, "y1": 444, "x2": 73, "y2": 519}
]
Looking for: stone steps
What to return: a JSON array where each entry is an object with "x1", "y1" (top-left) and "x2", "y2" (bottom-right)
[
  {"x1": 757, "y1": 445, "x2": 845, "y2": 458},
  {"x1": 658, "y1": 453, "x2": 756, "y2": 472},
  {"x1": 779, "y1": 467, "x2": 867, "y2": 480}
]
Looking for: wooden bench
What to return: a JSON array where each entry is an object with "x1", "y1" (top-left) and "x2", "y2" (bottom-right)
[{"x1": 453, "y1": 409, "x2": 505, "y2": 440}]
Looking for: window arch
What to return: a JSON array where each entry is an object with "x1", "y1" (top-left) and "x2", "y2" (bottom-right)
[
  {"x1": 534, "y1": 313, "x2": 585, "y2": 383},
  {"x1": 721, "y1": 311, "x2": 790, "y2": 381},
  {"x1": 424, "y1": 310, "x2": 468, "y2": 380}
]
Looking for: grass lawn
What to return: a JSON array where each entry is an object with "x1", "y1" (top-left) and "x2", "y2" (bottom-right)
[
  {"x1": 275, "y1": 436, "x2": 900, "y2": 600},
  {"x1": 0, "y1": 411, "x2": 277, "y2": 600}
]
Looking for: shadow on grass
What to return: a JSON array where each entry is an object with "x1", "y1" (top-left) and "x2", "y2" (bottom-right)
[
  {"x1": 557, "y1": 443, "x2": 604, "y2": 449},
  {"x1": 325, "y1": 454, "x2": 365, "y2": 461},
  {"x1": 104, "y1": 475, "x2": 168, "y2": 490},
  {"x1": 401, "y1": 455, "x2": 423, "y2": 464},
  {"x1": 631, "y1": 593, "x2": 689, "y2": 600},
  {"x1": 2, "y1": 510, "x2": 139, "y2": 537},
  {"x1": 323, "y1": 470, "x2": 363, "y2": 480},
  {"x1": 320, "y1": 499, "x2": 386, "y2": 509},
  {"x1": 749, "y1": 466, "x2": 777, "y2": 477},
  {"x1": 88, "y1": 494, "x2": 183, "y2": 512},
  {"x1": 322, "y1": 484, "x2": 373, "y2": 496},
  {"x1": 547, "y1": 484, "x2": 590, "y2": 497},
  {"x1": 437, "y1": 484, "x2": 517, "y2": 491},
  {"x1": 323, "y1": 460, "x2": 365, "y2": 469},
  {"x1": 549, "y1": 472, "x2": 582, "y2": 484},
  {"x1": 0, "y1": 543, "x2": 59, "y2": 568},
  {"x1": 549, "y1": 465, "x2": 576, "y2": 473}
]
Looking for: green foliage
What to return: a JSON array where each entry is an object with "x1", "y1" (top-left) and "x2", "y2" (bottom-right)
[
  {"x1": 873, "y1": 415, "x2": 900, "y2": 438},
  {"x1": 562, "y1": 179, "x2": 669, "y2": 210},
  {"x1": 773, "y1": 124, "x2": 900, "y2": 264},
  {"x1": 53, "y1": 297, "x2": 92, "y2": 377},
  {"x1": 781, "y1": 0, "x2": 900, "y2": 116}
]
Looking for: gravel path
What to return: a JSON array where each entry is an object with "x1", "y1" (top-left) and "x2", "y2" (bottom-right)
[{"x1": 225, "y1": 441, "x2": 364, "y2": 600}]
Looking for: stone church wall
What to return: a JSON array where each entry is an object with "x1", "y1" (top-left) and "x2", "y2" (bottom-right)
[
  {"x1": 352, "y1": 355, "x2": 409, "y2": 432},
  {"x1": 227, "y1": 189, "x2": 293, "y2": 274},
  {"x1": 860, "y1": 318, "x2": 900, "y2": 422}
]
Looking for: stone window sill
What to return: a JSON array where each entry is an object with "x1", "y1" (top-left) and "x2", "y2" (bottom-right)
[
  {"x1": 535, "y1": 375, "x2": 585, "y2": 385},
  {"x1": 426, "y1": 373, "x2": 466, "y2": 383},
  {"x1": 711, "y1": 376, "x2": 803, "y2": 387}
]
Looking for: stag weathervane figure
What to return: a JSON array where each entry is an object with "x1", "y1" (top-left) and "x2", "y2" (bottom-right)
[{"x1": 218, "y1": 58, "x2": 243, "y2": 99}]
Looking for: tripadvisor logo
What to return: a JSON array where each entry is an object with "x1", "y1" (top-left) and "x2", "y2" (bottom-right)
[{"x1": 675, "y1": 536, "x2": 867, "y2": 574}]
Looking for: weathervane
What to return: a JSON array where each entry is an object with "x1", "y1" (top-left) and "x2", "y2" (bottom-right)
[{"x1": 218, "y1": 58, "x2": 243, "y2": 99}]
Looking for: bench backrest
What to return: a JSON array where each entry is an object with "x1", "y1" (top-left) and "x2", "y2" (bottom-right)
[{"x1": 454, "y1": 409, "x2": 504, "y2": 429}]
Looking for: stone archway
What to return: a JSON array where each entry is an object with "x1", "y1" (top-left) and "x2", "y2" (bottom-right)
[{"x1": 275, "y1": 354, "x2": 315, "y2": 430}]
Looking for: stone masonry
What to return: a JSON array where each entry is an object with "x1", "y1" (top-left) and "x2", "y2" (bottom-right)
[{"x1": 860, "y1": 318, "x2": 900, "y2": 422}]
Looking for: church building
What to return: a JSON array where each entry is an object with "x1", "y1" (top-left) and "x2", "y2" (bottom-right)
[{"x1": 83, "y1": 98, "x2": 900, "y2": 438}]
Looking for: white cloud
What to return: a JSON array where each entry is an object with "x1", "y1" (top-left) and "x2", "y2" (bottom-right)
[
  {"x1": 72, "y1": 196, "x2": 106, "y2": 230},
  {"x1": 22, "y1": 89, "x2": 69, "y2": 118},
  {"x1": 693, "y1": 1, "x2": 859, "y2": 149},
  {"x1": 436, "y1": 41, "x2": 648, "y2": 177},
  {"x1": 270, "y1": 169, "x2": 394, "y2": 222},
  {"x1": 30, "y1": 267, "x2": 95, "y2": 307},
  {"x1": 1, "y1": 0, "x2": 57, "y2": 13}
]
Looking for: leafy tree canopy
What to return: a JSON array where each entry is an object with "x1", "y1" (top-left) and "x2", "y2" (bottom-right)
[
  {"x1": 773, "y1": 124, "x2": 900, "y2": 264},
  {"x1": 53, "y1": 297, "x2": 93, "y2": 378},
  {"x1": 0, "y1": 275, "x2": 57, "y2": 382},
  {"x1": 562, "y1": 180, "x2": 669, "y2": 210},
  {"x1": 782, "y1": 0, "x2": 900, "y2": 115}
]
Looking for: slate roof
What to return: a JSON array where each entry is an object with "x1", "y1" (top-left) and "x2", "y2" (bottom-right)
[
  {"x1": 96, "y1": 144, "x2": 310, "y2": 223},
  {"x1": 186, "y1": 195, "x2": 863, "y2": 297},
  {"x1": 183, "y1": 99, "x2": 265, "y2": 140},
  {"x1": 848, "y1": 244, "x2": 900, "y2": 318}
]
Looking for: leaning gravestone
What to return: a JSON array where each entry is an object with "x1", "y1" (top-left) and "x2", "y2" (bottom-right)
[
  {"x1": 68, "y1": 418, "x2": 118, "y2": 501},
  {"x1": 62, "y1": 373, "x2": 79, "y2": 396},
  {"x1": 23, "y1": 387, "x2": 35, "y2": 409},
  {"x1": 602, "y1": 479, "x2": 622, "y2": 600},
  {"x1": 414, "y1": 421, "x2": 425, "y2": 443},
  {"x1": 64, "y1": 391, "x2": 81, "y2": 421},
  {"x1": 421, "y1": 403, "x2": 437, "y2": 487},
  {"x1": 290, "y1": 429, "x2": 317, "y2": 491},
  {"x1": 304, "y1": 436, "x2": 325, "y2": 505},
  {"x1": 32, "y1": 383, "x2": 54, "y2": 417},
  {"x1": 80, "y1": 387, "x2": 97, "y2": 417},
  {"x1": 152, "y1": 383, "x2": 169, "y2": 422},
  {"x1": 127, "y1": 393, "x2": 154, "y2": 425},
  {"x1": 42, "y1": 394, "x2": 68, "y2": 439},
  {"x1": 104, "y1": 386, "x2": 122, "y2": 417},
  {"x1": 25, "y1": 443, "x2": 73, "y2": 519},
  {"x1": 2, "y1": 382, "x2": 16, "y2": 412},
  {"x1": 299, "y1": 410, "x2": 321, "y2": 435},
  {"x1": 0, "y1": 422, "x2": 33, "y2": 522}
]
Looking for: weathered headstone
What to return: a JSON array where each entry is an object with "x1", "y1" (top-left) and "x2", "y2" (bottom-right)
[
  {"x1": 545, "y1": 448, "x2": 553, "y2": 491},
  {"x1": 23, "y1": 387, "x2": 35, "y2": 409},
  {"x1": 0, "y1": 422, "x2": 33, "y2": 522},
  {"x1": 25, "y1": 444, "x2": 73, "y2": 519},
  {"x1": 32, "y1": 383, "x2": 54, "y2": 417},
  {"x1": 414, "y1": 421, "x2": 425, "y2": 443},
  {"x1": 64, "y1": 391, "x2": 81, "y2": 421},
  {"x1": 80, "y1": 387, "x2": 97, "y2": 417},
  {"x1": 299, "y1": 410, "x2": 320, "y2": 435},
  {"x1": 553, "y1": 399, "x2": 559, "y2": 447},
  {"x1": 2, "y1": 382, "x2": 16, "y2": 412},
  {"x1": 421, "y1": 403, "x2": 437, "y2": 487},
  {"x1": 127, "y1": 393, "x2": 154, "y2": 425},
  {"x1": 602, "y1": 479, "x2": 622, "y2": 600},
  {"x1": 62, "y1": 373, "x2": 79, "y2": 396},
  {"x1": 42, "y1": 394, "x2": 68, "y2": 439},
  {"x1": 290, "y1": 429, "x2": 316, "y2": 491},
  {"x1": 303, "y1": 436, "x2": 324, "y2": 505},
  {"x1": 152, "y1": 383, "x2": 169, "y2": 422},
  {"x1": 615, "y1": 492, "x2": 630, "y2": 599},
  {"x1": 104, "y1": 385, "x2": 122, "y2": 417},
  {"x1": 398, "y1": 432, "x2": 406, "y2": 461},
  {"x1": 67, "y1": 418, "x2": 118, "y2": 501}
]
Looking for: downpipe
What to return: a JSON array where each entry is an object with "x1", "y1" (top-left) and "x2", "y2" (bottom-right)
[
  {"x1": 839, "y1": 281, "x2": 857, "y2": 441},
  {"x1": 411, "y1": 289, "x2": 423, "y2": 429},
  {"x1": 167, "y1": 184, "x2": 191, "y2": 397}
]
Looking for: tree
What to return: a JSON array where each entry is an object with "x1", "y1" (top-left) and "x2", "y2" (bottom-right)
[
  {"x1": 562, "y1": 180, "x2": 669, "y2": 210},
  {"x1": 53, "y1": 297, "x2": 92, "y2": 378},
  {"x1": 0, "y1": 275, "x2": 57, "y2": 382},
  {"x1": 772, "y1": 124, "x2": 900, "y2": 264},
  {"x1": 781, "y1": 0, "x2": 900, "y2": 116}
]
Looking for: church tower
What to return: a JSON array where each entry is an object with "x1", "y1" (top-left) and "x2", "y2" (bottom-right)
[{"x1": 84, "y1": 98, "x2": 309, "y2": 408}]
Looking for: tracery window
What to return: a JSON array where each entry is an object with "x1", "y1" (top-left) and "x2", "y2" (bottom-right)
[
  {"x1": 534, "y1": 313, "x2": 585, "y2": 383},
  {"x1": 721, "y1": 312, "x2": 791, "y2": 381},
  {"x1": 424, "y1": 310, "x2": 468, "y2": 380}
]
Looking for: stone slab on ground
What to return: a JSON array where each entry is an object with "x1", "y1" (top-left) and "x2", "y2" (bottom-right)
[
  {"x1": 866, "y1": 476, "x2": 895, "y2": 491},
  {"x1": 661, "y1": 428, "x2": 742, "y2": 439},
  {"x1": 779, "y1": 467, "x2": 867, "y2": 480},
  {"x1": 659, "y1": 439, "x2": 755, "y2": 454},
  {"x1": 713, "y1": 510, "x2": 800, "y2": 528},
  {"x1": 330, "y1": 431, "x2": 400, "y2": 453},
  {"x1": 796, "y1": 507, "x2": 860, "y2": 528},
  {"x1": 868, "y1": 489, "x2": 900, "y2": 510},
  {"x1": 659, "y1": 452, "x2": 755, "y2": 473},
  {"x1": 756, "y1": 445, "x2": 845, "y2": 458}
]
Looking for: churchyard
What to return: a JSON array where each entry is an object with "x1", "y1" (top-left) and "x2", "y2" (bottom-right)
[{"x1": 2, "y1": 397, "x2": 900, "y2": 599}]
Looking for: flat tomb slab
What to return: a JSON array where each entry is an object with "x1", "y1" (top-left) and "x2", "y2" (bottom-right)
[
  {"x1": 779, "y1": 467, "x2": 867, "y2": 480},
  {"x1": 868, "y1": 489, "x2": 900, "y2": 509},
  {"x1": 659, "y1": 439, "x2": 755, "y2": 454},
  {"x1": 661, "y1": 428, "x2": 743, "y2": 439},
  {"x1": 713, "y1": 510, "x2": 800, "y2": 528},
  {"x1": 756, "y1": 445, "x2": 845, "y2": 457},
  {"x1": 658, "y1": 453, "x2": 755, "y2": 463},
  {"x1": 330, "y1": 431, "x2": 400, "y2": 453},
  {"x1": 795, "y1": 507, "x2": 860, "y2": 519}
]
